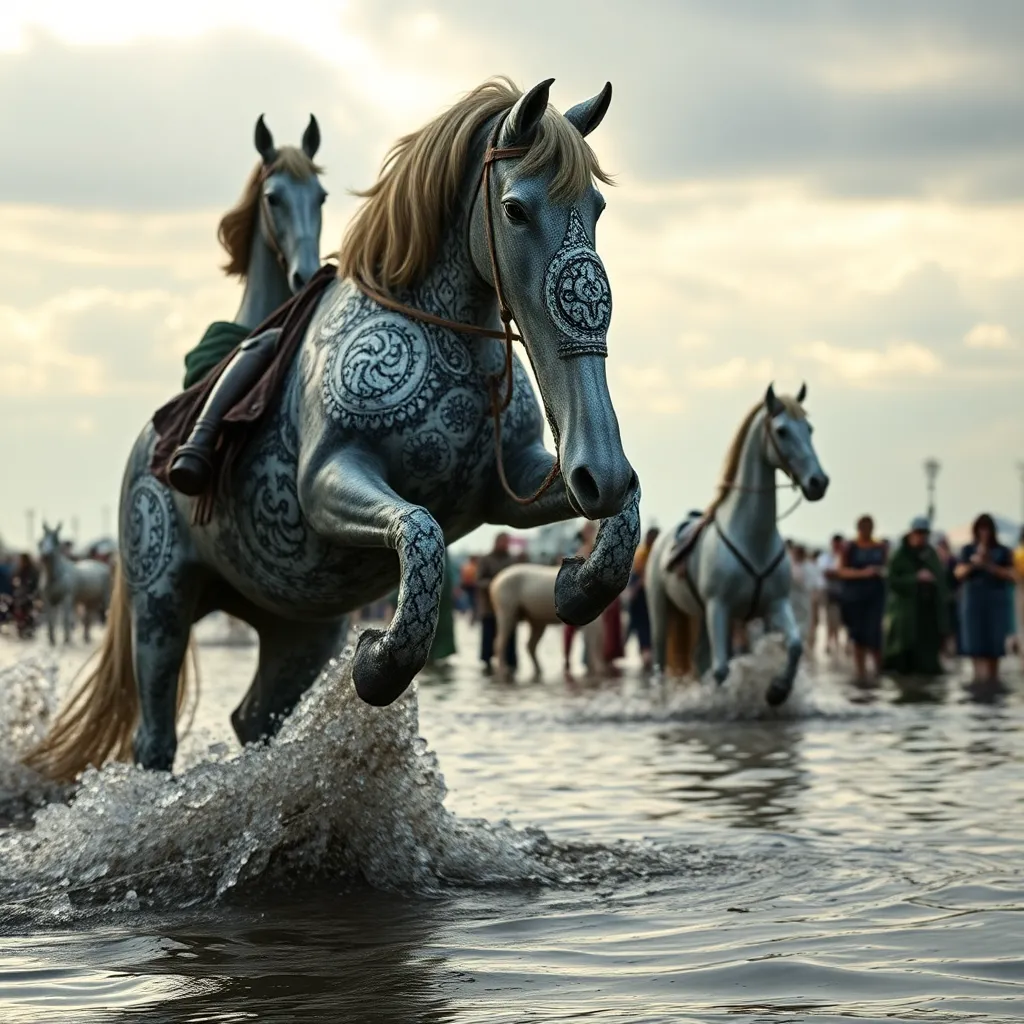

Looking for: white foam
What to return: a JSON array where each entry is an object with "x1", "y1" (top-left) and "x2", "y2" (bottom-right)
[{"x1": 0, "y1": 645, "x2": 706, "y2": 923}]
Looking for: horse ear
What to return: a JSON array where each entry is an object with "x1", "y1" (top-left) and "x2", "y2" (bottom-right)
[
  {"x1": 764, "y1": 383, "x2": 783, "y2": 416},
  {"x1": 55, "y1": 521, "x2": 62, "y2": 536},
  {"x1": 498, "y1": 78, "x2": 554, "y2": 148},
  {"x1": 564, "y1": 82, "x2": 612, "y2": 138},
  {"x1": 41, "y1": 520, "x2": 49, "y2": 534},
  {"x1": 796, "y1": 382, "x2": 807, "y2": 403},
  {"x1": 301, "y1": 114, "x2": 320, "y2": 159},
  {"x1": 254, "y1": 115, "x2": 277, "y2": 165}
]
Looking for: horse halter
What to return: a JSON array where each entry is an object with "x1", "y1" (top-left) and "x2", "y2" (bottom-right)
[
  {"x1": 258, "y1": 167, "x2": 290, "y2": 276},
  {"x1": 352, "y1": 115, "x2": 561, "y2": 507}
]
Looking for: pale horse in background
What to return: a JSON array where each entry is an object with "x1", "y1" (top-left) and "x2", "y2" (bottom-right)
[
  {"x1": 645, "y1": 385, "x2": 829, "y2": 706},
  {"x1": 490, "y1": 562, "x2": 606, "y2": 678},
  {"x1": 38, "y1": 523, "x2": 113, "y2": 646}
]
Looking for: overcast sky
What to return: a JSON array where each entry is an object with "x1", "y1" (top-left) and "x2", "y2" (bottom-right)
[{"x1": 1, "y1": 0, "x2": 1022, "y2": 552}]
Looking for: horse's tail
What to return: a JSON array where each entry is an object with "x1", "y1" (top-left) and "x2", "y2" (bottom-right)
[
  {"x1": 665, "y1": 601, "x2": 698, "y2": 678},
  {"x1": 23, "y1": 564, "x2": 197, "y2": 783}
]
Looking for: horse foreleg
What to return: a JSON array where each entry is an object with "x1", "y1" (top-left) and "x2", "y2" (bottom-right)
[
  {"x1": 705, "y1": 597, "x2": 732, "y2": 685},
  {"x1": 646, "y1": 565, "x2": 669, "y2": 677},
  {"x1": 62, "y1": 595, "x2": 74, "y2": 644},
  {"x1": 45, "y1": 601, "x2": 57, "y2": 646},
  {"x1": 300, "y1": 451, "x2": 445, "y2": 707},
  {"x1": 764, "y1": 598, "x2": 802, "y2": 707},
  {"x1": 526, "y1": 621, "x2": 545, "y2": 678}
]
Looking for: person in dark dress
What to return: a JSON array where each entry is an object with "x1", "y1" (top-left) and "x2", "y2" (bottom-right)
[
  {"x1": 838, "y1": 514, "x2": 888, "y2": 681},
  {"x1": 624, "y1": 526, "x2": 660, "y2": 670},
  {"x1": 882, "y1": 516, "x2": 949, "y2": 676},
  {"x1": 955, "y1": 513, "x2": 1015, "y2": 683},
  {"x1": 934, "y1": 534, "x2": 960, "y2": 655}
]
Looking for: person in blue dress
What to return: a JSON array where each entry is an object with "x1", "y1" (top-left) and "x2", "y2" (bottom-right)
[
  {"x1": 838, "y1": 514, "x2": 889, "y2": 681},
  {"x1": 955, "y1": 513, "x2": 1015, "y2": 683}
]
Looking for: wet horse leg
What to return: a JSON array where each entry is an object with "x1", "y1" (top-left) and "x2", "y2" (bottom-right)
[
  {"x1": 231, "y1": 616, "x2": 350, "y2": 747},
  {"x1": 300, "y1": 449, "x2": 445, "y2": 706},
  {"x1": 526, "y1": 621, "x2": 545, "y2": 677},
  {"x1": 763, "y1": 597, "x2": 802, "y2": 706},
  {"x1": 705, "y1": 597, "x2": 732, "y2": 684}
]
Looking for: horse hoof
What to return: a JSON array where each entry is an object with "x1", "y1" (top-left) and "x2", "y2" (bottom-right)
[
  {"x1": 766, "y1": 677, "x2": 792, "y2": 707},
  {"x1": 713, "y1": 666, "x2": 729, "y2": 685},
  {"x1": 353, "y1": 629, "x2": 416, "y2": 707},
  {"x1": 554, "y1": 557, "x2": 615, "y2": 627}
]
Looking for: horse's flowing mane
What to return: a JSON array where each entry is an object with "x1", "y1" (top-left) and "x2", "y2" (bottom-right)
[
  {"x1": 218, "y1": 147, "x2": 323, "y2": 278},
  {"x1": 706, "y1": 394, "x2": 806, "y2": 517},
  {"x1": 338, "y1": 76, "x2": 613, "y2": 295}
]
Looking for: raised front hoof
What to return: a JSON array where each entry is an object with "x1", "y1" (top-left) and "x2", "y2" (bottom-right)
[
  {"x1": 766, "y1": 675, "x2": 793, "y2": 707},
  {"x1": 554, "y1": 557, "x2": 616, "y2": 627},
  {"x1": 353, "y1": 629, "x2": 417, "y2": 707},
  {"x1": 168, "y1": 447, "x2": 213, "y2": 497},
  {"x1": 712, "y1": 665, "x2": 730, "y2": 686}
]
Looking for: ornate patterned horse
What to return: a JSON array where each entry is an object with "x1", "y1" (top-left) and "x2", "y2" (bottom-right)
[
  {"x1": 27, "y1": 77, "x2": 640, "y2": 781},
  {"x1": 645, "y1": 386, "x2": 828, "y2": 706},
  {"x1": 38, "y1": 523, "x2": 112, "y2": 646}
]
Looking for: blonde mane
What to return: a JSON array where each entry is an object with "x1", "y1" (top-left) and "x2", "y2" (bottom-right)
[
  {"x1": 706, "y1": 394, "x2": 806, "y2": 517},
  {"x1": 338, "y1": 76, "x2": 613, "y2": 295},
  {"x1": 217, "y1": 146, "x2": 323, "y2": 278}
]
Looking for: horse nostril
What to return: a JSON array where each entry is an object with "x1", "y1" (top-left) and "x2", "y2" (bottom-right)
[
  {"x1": 569, "y1": 465, "x2": 601, "y2": 512},
  {"x1": 290, "y1": 270, "x2": 306, "y2": 292}
]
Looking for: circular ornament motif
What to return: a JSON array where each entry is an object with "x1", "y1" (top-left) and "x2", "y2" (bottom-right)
[
  {"x1": 543, "y1": 210, "x2": 611, "y2": 346},
  {"x1": 403, "y1": 430, "x2": 453, "y2": 479},
  {"x1": 323, "y1": 316, "x2": 430, "y2": 426},
  {"x1": 123, "y1": 478, "x2": 175, "y2": 589}
]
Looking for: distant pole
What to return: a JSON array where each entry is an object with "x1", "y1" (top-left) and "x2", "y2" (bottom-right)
[
  {"x1": 101, "y1": 504, "x2": 112, "y2": 538},
  {"x1": 1017, "y1": 462, "x2": 1024, "y2": 525},
  {"x1": 26, "y1": 509, "x2": 35, "y2": 547},
  {"x1": 923, "y1": 458, "x2": 940, "y2": 527}
]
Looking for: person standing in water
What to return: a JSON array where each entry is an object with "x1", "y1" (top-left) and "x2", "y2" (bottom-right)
[
  {"x1": 476, "y1": 533, "x2": 518, "y2": 675},
  {"x1": 1012, "y1": 527, "x2": 1024, "y2": 664},
  {"x1": 625, "y1": 526, "x2": 660, "y2": 671},
  {"x1": 956, "y1": 513, "x2": 1015, "y2": 684},
  {"x1": 838, "y1": 515, "x2": 888, "y2": 681},
  {"x1": 883, "y1": 517, "x2": 948, "y2": 676}
]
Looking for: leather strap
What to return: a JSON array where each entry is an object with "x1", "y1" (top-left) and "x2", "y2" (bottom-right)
[
  {"x1": 351, "y1": 115, "x2": 560, "y2": 507},
  {"x1": 713, "y1": 517, "x2": 787, "y2": 621}
]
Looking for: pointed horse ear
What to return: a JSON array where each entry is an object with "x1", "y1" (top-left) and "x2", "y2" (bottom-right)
[
  {"x1": 765, "y1": 383, "x2": 783, "y2": 416},
  {"x1": 301, "y1": 114, "x2": 320, "y2": 159},
  {"x1": 55, "y1": 521, "x2": 63, "y2": 536},
  {"x1": 498, "y1": 78, "x2": 555, "y2": 148},
  {"x1": 254, "y1": 114, "x2": 277, "y2": 165},
  {"x1": 564, "y1": 82, "x2": 612, "y2": 138},
  {"x1": 796, "y1": 382, "x2": 807, "y2": 403}
]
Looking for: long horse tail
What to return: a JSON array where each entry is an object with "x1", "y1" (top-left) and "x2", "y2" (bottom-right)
[
  {"x1": 665, "y1": 601, "x2": 699, "y2": 678},
  {"x1": 23, "y1": 564, "x2": 197, "y2": 783}
]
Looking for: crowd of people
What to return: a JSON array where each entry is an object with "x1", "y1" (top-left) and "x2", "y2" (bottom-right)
[{"x1": 452, "y1": 511, "x2": 1024, "y2": 685}]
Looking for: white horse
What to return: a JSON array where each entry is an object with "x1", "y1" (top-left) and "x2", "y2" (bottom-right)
[
  {"x1": 490, "y1": 562, "x2": 605, "y2": 678},
  {"x1": 645, "y1": 385, "x2": 829, "y2": 705},
  {"x1": 38, "y1": 522, "x2": 113, "y2": 645}
]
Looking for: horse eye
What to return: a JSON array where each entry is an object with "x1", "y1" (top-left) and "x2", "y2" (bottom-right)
[
  {"x1": 776, "y1": 425, "x2": 789, "y2": 439},
  {"x1": 265, "y1": 192, "x2": 281, "y2": 207},
  {"x1": 502, "y1": 200, "x2": 528, "y2": 224}
]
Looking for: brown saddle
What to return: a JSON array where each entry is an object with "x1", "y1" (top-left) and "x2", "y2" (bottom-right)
[{"x1": 665, "y1": 513, "x2": 710, "y2": 574}]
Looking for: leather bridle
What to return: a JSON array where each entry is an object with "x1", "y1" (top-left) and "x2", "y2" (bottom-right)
[
  {"x1": 258, "y1": 168, "x2": 290, "y2": 276},
  {"x1": 352, "y1": 116, "x2": 562, "y2": 507}
]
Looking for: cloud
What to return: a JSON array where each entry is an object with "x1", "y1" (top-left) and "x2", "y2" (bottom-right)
[
  {"x1": 692, "y1": 357, "x2": 775, "y2": 390},
  {"x1": 616, "y1": 365, "x2": 684, "y2": 415},
  {"x1": 795, "y1": 340, "x2": 943, "y2": 385},
  {"x1": 964, "y1": 322, "x2": 1015, "y2": 349}
]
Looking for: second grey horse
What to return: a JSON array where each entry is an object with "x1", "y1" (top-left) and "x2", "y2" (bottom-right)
[
  {"x1": 38, "y1": 523, "x2": 112, "y2": 645},
  {"x1": 645, "y1": 385, "x2": 829, "y2": 706}
]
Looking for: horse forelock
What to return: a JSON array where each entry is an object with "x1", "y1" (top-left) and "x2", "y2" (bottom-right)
[
  {"x1": 337, "y1": 76, "x2": 613, "y2": 296},
  {"x1": 706, "y1": 394, "x2": 806, "y2": 516},
  {"x1": 217, "y1": 146, "x2": 324, "y2": 279}
]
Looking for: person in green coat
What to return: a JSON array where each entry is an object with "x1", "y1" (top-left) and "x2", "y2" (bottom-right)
[{"x1": 883, "y1": 516, "x2": 949, "y2": 676}]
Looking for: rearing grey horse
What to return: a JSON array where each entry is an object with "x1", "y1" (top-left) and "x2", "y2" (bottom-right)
[
  {"x1": 27, "y1": 77, "x2": 640, "y2": 782},
  {"x1": 645, "y1": 385, "x2": 828, "y2": 706}
]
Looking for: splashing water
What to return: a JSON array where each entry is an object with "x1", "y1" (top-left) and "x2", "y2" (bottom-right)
[
  {"x1": 565, "y1": 633, "x2": 878, "y2": 725},
  {"x1": 0, "y1": 644, "x2": 727, "y2": 925}
]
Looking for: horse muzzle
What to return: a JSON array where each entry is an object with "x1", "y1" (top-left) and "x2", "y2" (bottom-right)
[{"x1": 802, "y1": 472, "x2": 830, "y2": 502}]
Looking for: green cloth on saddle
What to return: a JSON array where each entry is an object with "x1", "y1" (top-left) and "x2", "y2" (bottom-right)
[
  {"x1": 182, "y1": 321, "x2": 251, "y2": 389},
  {"x1": 882, "y1": 539, "x2": 949, "y2": 676}
]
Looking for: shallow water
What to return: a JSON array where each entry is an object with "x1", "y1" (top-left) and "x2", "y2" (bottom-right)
[{"x1": 1, "y1": 616, "x2": 1022, "y2": 1022}]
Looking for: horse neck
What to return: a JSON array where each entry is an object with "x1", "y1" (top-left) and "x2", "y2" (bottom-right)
[
  {"x1": 716, "y1": 412, "x2": 780, "y2": 555},
  {"x1": 406, "y1": 221, "x2": 495, "y2": 329},
  {"x1": 41, "y1": 549, "x2": 66, "y2": 584},
  {"x1": 234, "y1": 213, "x2": 292, "y2": 331}
]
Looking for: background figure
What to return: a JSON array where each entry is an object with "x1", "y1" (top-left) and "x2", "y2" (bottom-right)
[
  {"x1": 934, "y1": 533, "x2": 960, "y2": 656},
  {"x1": 1014, "y1": 527, "x2": 1024, "y2": 662},
  {"x1": 563, "y1": 523, "x2": 597, "y2": 673},
  {"x1": 839, "y1": 515, "x2": 888, "y2": 681},
  {"x1": 427, "y1": 552, "x2": 456, "y2": 664},
  {"x1": 625, "y1": 526, "x2": 660, "y2": 670},
  {"x1": 955, "y1": 513, "x2": 1014, "y2": 684},
  {"x1": 459, "y1": 555, "x2": 479, "y2": 621},
  {"x1": 477, "y1": 533, "x2": 518, "y2": 675},
  {"x1": 788, "y1": 543, "x2": 813, "y2": 649},
  {"x1": 883, "y1": 517, "x2": 948, "y2": 676},
  {"x1": 818, "y1": 534, "x2": 845, "y2": 655},
  {"x1": 807, "y1": 547, "x2": 825, "y2": 657}
]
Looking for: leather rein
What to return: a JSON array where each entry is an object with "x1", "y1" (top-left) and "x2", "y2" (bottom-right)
[{"x1": 350, "y1": 119, "x2": 561, "y2": 507}]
